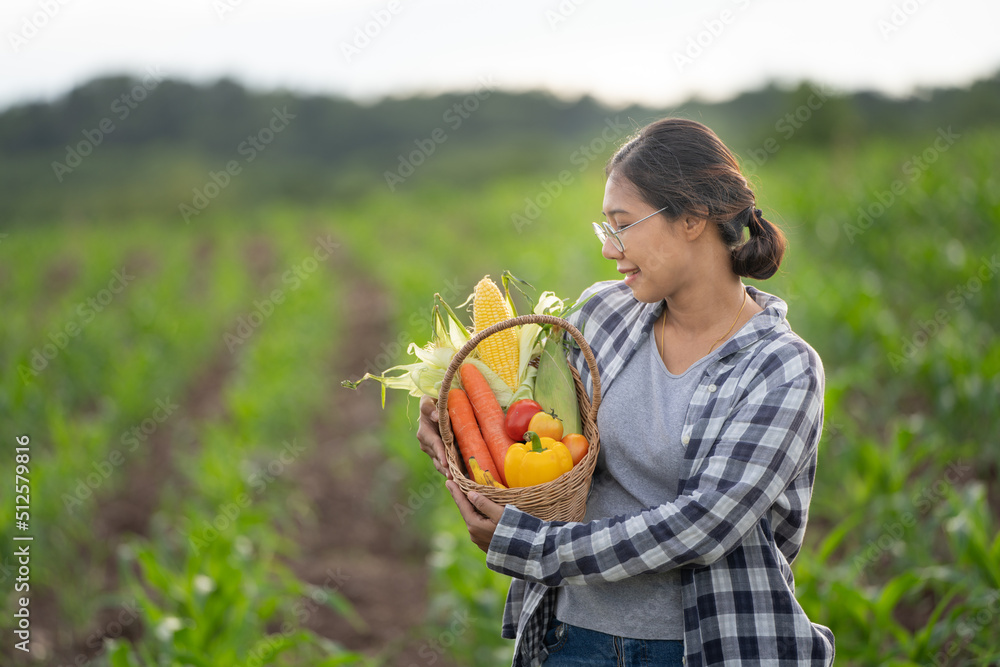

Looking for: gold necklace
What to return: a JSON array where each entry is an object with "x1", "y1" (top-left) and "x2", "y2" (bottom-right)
[
  {"x1": 659, "y1": 288, "x2": 749, "y2": 359},
  {"x1": 709, "y1": 289, "x2": 748, "y2": 353}
]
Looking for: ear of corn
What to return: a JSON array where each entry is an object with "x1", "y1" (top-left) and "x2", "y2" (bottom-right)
[
  {"x1": 533, "y1": 331, "x2": 581, "y2": 436},
  {"x1": 473, "y1": 275, "x2": 520, "y2": 391}
]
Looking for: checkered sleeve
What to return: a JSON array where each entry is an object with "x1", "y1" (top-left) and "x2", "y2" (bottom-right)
[{"x1": 485, "y1": 343, "x2": 824, "y2": 586}]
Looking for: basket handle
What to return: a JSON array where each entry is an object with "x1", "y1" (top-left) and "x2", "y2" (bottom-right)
[{"x1": 437, "y1": 314, "x2": 602, "y2": 446}]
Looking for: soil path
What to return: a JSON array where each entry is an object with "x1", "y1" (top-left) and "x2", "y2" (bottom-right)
[
  {"x1": 288, "y1": 239, "x2": 439, "y2": 665},
  {"x1": 30, "y1": 233, "x2": 439, "y2": 666},
  {"x1": 31, "y1": 246, "x2": 238, "y2": 665}
]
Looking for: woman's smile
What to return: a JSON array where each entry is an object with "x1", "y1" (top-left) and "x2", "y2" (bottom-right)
[{"x1": 619, "y1": 266, "x2": 640, "y2": 285}]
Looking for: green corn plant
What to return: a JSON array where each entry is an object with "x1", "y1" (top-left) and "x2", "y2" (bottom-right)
[{"x1": 116, "y1": 522, "x2": 367, "y2": 666}]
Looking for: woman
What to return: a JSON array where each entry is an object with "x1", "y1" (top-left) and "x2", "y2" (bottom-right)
[{"x1": 416, "y1": 118, "x2": 834, "y2": 666}]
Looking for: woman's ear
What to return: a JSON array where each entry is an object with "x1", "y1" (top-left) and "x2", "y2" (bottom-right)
[{"x1": 681, "y1": 214, "x2": 709, "y2": 241}]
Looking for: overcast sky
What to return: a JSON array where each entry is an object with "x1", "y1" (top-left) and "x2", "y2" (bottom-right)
[{"x1": 2, "y1": 0, "x2": 999, "y2": 110}]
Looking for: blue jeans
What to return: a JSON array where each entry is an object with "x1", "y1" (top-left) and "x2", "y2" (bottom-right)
[{"x1": 541, "y1": 621, "x2": 685, "y2": 666}]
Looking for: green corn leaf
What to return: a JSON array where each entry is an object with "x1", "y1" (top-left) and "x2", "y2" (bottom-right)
[{"x1": 107, "y1": 639, "x2": 141, "y2": 667}]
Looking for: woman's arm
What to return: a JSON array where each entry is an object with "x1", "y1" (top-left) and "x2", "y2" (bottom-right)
[{"x1": 484, "y1": 349, "x2": 824, "y2": 587}]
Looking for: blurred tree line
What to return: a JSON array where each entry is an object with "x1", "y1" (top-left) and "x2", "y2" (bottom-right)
[{"x1": 0, "y1": 69, "x2": 997, "y2": 225}]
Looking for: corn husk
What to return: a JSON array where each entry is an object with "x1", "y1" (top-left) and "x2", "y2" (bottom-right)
[
  {"x1": 341, "y1": 276, "x2": 588, "y2": 410},
  {"x1": 342, "y1": 295, "x2": 515, "y2": 407}
]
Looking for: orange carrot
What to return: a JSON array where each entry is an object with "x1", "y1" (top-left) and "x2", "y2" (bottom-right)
[
  {"x1": 447, "y1": 388, "x2": 502, "y2": 486},
  {"x1": 459, "y1": 363, "x2": 516, "y2": 485}
]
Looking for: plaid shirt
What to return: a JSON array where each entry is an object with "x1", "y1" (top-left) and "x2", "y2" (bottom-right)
[{"x1": 486, "y1": 281, "x2": 835, "y2": 666}]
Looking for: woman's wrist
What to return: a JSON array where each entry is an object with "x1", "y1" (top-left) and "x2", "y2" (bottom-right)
[{"x1": 485, "y1": 503, "x2": 544, "y2": 575}]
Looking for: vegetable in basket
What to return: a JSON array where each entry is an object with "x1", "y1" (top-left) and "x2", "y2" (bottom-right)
[
  {"x1": 459, "y1": 363, "x2": 516, "y2": 486},
  {"x1": 341, "y1": 271, "x2": 582, "y2": 408},
  {"x1": 527, "y1": 410, "x2": 563, "y2": 441},
  {"x1": 504, "y1": 399, "x2": 543, "y2": 441},
  {"x1": 504, "y1": 431, "x2": 574, "y2": 488},
  {"x1": 446, "y1": 388, "x2": 504, "y2": 488},
  {"x1": 561, "y1": 433, "x2": 590, "y2": 466},
  {"x1": 473, "y1": 276, "x2": 520, "y2": 391},
  {"x1": 533, "y1": 332, "x2": 581, "y2": 436},
  {"x1": 340, "y1": 293, "x2": 514, "y2": 408}
]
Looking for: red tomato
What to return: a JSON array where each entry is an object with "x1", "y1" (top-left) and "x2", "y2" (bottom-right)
[
  {"x1": 504, "y1": 399, "x2": 543, "y2": 441},
  {"x1": 561, "y1": 433, "x2": 589, "y2": 466}
]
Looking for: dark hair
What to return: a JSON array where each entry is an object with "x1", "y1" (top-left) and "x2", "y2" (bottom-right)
[{"x1": 606, "y1": 118, "x2": 786, "y2": 280}]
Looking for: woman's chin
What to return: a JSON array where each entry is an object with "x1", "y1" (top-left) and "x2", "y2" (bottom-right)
[{"x1": 622, "y1": 281, "x2": 661, "y2": 304}]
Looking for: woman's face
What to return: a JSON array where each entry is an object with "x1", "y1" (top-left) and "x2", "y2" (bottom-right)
[{"x1": 600, "y1": 171, "x2": 688, "y2": 303}]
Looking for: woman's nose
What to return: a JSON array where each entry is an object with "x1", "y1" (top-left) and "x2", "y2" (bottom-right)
[{"x1": 601, "y1": 236, "x2": 624, "y2": 260}]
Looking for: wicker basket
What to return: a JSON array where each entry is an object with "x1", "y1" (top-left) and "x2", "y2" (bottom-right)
[{"x1": 436, "y1": 314, "x2": 602, "y2": 522}]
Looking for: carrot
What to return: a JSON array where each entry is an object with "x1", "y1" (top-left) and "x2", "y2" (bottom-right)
[
  {"x1": 459, "y1": 363, "x2": 516, "y2": 485},
  {"x1": 447, "y1": 388, "x2": 503, "y2": 486}
]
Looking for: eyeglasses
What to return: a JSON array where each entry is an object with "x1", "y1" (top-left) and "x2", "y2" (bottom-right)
[{"x1": 591, "y1": 206, "x2": 670, "y2": 252}]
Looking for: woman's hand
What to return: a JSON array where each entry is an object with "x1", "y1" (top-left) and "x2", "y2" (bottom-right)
[
  {"x1": 446, "y1": 480, "x2": 505, "y2": 553},
  {"x1": 420, "y1": 394, "x2": 505, "y2": 552},
  {"x1": 417, "y1": 394, "x2": 451, "y2": 479}
]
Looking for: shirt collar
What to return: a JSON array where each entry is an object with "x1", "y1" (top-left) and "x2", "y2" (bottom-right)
[
  {"x1": 593, "y1": 284, "x2": 790, "y2": 396},
  {"x1": 708, "y1": 284, "x2": 790, "y2": 360},
  {"x1": 644, "y1": 284, "x2": 788, "y2": 351}
]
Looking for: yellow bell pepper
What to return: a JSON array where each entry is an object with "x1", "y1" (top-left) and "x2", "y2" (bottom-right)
[{"x1": 504, "y1": 431, "x2": 574, "y2": 488}]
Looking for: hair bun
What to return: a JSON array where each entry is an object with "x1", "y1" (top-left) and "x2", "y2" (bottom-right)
[
  {"x1": 748, "y1": 208, "x2": 764, "y2": 236},
  {"x1": 605, "y1": 118, "x2": 785, "y2": 280}
]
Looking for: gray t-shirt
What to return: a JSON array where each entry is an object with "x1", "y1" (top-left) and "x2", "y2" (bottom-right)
[{"x1": 555, "y1": 325, "x2": 719, "y2": 640}]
